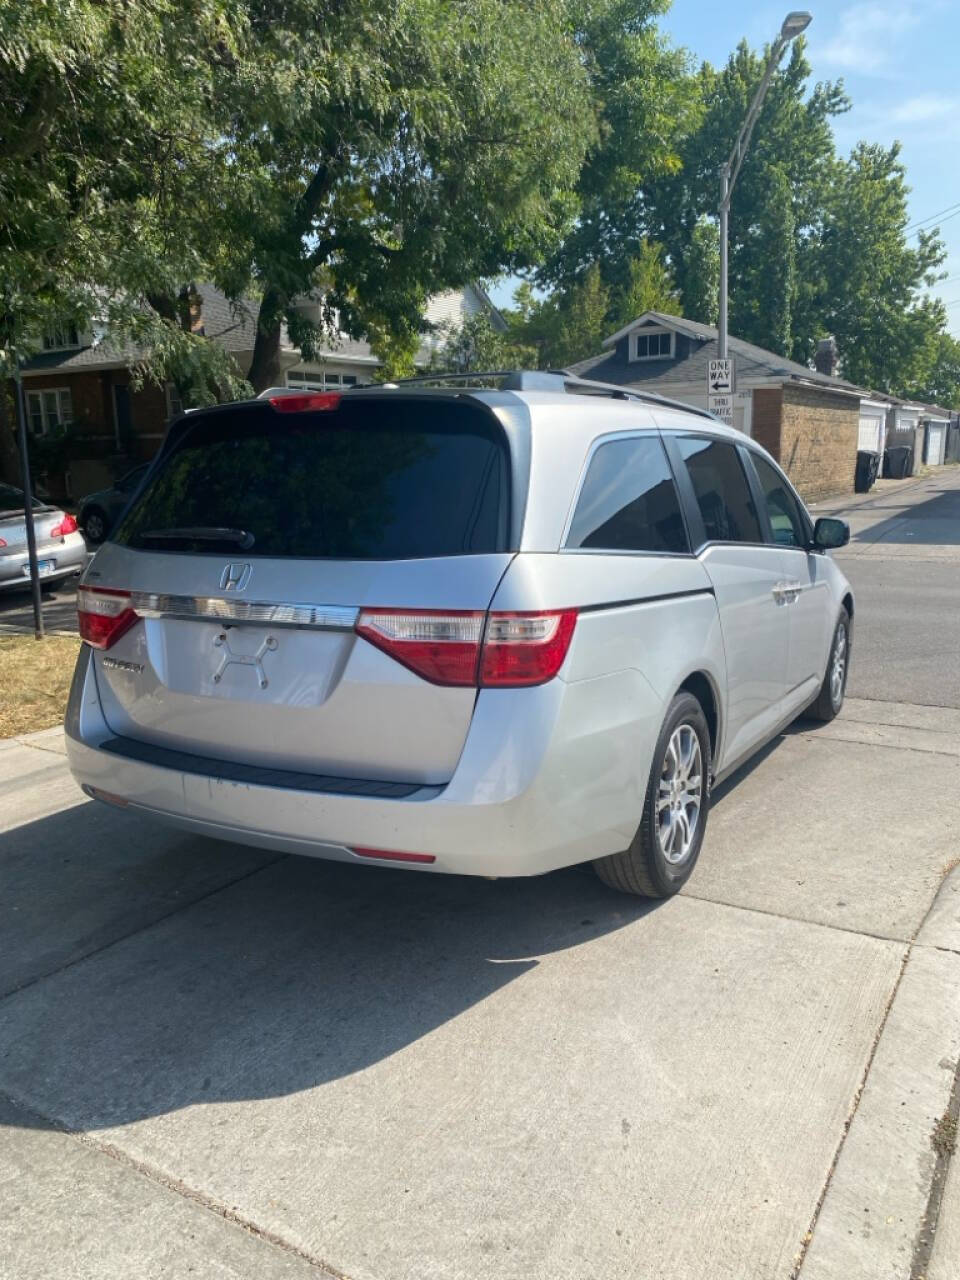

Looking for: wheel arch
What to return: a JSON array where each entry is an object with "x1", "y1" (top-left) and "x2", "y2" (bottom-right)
[{"x1": 676, "y1": 670, "x2": 721, "y2": 762}]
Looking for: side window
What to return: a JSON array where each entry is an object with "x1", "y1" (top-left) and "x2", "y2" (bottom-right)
[
  {"x1": 750, "y1": 454, "x2": 808, "y2": 548},
  {"x1": 675, "y1": 436, "x2": 763, "y2": 545},
  {"x1": 566, "y1": 435, "x2": 688, "y2": 554}
]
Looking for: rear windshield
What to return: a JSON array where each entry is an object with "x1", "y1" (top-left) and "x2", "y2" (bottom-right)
[{"x1": 113, "y1": 398, "x2": 511, "y2": 559}]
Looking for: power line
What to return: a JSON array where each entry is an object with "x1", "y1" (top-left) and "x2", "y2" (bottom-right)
[
  {"x1": 906, "y1": 200, "x2": 960, "y2": 233},
  {"x1": 912, "y1": 207, "x2": 960, "y2": 238}
]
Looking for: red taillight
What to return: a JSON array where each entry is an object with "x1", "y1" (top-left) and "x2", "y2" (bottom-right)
[
  {"x1": 353, "y1": 846, "x2": 437, "y2": 864},
  {"x1": 268, "y1": 392, "x2": 342, "y2": 413},
  {"x1": 479, "y1": 610, "x2": 579, "y2": 687},
  {"x1": 355, "y1": 610, "x2": 484, "y2": 686},
  {"x1": 77, "y1": 586, "x2": 138, "y2": 649},
  {"x1": 50, "y1": 513, "x2": 78, "y2": 536},
  {"x1": 354, "y1": 608, "x2": 577, "y2": 688}
]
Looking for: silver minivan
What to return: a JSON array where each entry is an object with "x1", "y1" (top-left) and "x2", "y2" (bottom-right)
[{"x1": 65, "y1": 373, "x2": 853, "y2": 897}]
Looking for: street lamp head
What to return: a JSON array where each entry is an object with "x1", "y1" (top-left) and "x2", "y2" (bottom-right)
[{"x1": 780, "y1": 11, "x2": 812, "y2": 40}]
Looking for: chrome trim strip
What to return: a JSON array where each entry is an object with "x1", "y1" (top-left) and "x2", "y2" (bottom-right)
[{"x1": 130, "y1": 592, "x2": 358, "y2": 630}]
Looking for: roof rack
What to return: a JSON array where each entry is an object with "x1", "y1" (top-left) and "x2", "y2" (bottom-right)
[{"x1": 381, "y1": 369, "x2": 715, "y2": 421}]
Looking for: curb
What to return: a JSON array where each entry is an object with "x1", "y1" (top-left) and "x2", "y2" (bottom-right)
[{"x1": 798, "y1": 867, "x2": 960, "y2": 1278}]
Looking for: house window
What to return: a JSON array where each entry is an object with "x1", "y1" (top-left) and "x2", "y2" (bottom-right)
[
  {"x1": 42, "y1": 324, "x2": 80, "y2": 351},
  {"x1": 632, "y1": 330, "x2": 673, "y2": 361},
  {"x1": 165, "y1": 383, "x2": 184, "y2": 419},
  {"x1": 286, "y1": 370, "x2": 361, "y2": 391},
  {"x1": 25, "y1": 388, "x2": 73, "y2": 435}
]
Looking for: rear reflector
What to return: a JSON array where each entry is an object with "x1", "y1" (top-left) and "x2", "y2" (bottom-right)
[
  {"x1": 353, "y1": 846, "x2": 437, "y2": 864},
  {"x1": 268, "y1": 392, "x2": 341, "y2": 413},
  {"x1": 355, "y1": 608, "x2": 577, "y2": 688},
  {"x1": 77, "y1": 586, "x2": 138, "y2": 649}
]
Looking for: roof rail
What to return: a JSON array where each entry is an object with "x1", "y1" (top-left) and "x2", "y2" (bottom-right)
[{"x1": 383, "y1": 369, "x2": 715, "y2": 421}]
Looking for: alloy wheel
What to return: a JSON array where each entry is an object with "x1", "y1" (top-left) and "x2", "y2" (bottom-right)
[
  {"x1": 656, "y1": 723, "x2": 703, "y2": 865},
  {"x1": 830, "y1": 623, "x2": 847, "y2": 708}
]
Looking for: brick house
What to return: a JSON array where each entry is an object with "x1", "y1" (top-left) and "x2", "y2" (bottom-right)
[
  {"x1": 16, "y1": 282, "x2": 503, "y2": 499},
  {"x1": 570, "y1": 312, "x2": 892, "y2": 502}
]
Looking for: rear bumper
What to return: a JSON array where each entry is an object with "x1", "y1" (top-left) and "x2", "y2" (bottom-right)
[
  {"x1": 0, "y1": 533, "x2": 86, "y2": 590},
  {"x1": 65, "y1": 645, "x2": 663, "y2": 878}
]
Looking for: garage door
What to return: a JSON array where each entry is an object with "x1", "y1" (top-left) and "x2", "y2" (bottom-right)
[
  {"x1": 858, "y1": 418, "x2": 884, "y2": 453},
  {"x1": 926, "y1": 425, "x2": 945, "y2": 465}
]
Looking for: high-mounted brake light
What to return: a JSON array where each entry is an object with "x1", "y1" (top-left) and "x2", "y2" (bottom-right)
[
  {"x1": 50, "y1": 513, "x2": 78, "y2": 536},
  {"x1": 267, "y1": 392, "x2": 342, "y2": 413},
  {"x1": 354, "y1": 608, "x2": 578, "y2": 688},
  {"x1": 77, "y1": 586, "x2": 138, "y2": 649}
]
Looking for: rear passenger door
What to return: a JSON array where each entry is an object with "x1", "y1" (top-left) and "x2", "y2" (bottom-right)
[{"x1": 664, "y1": 433, "x2": 792, "y2": 770}]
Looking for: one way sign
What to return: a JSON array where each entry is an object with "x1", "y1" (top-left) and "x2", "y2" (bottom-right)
[{"x1": 708, "y1": 358, "x2": 734, "y2": 394}]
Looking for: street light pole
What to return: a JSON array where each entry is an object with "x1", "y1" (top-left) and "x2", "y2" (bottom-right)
[
  {"x1": 13, "y1": 368, "x2": 45, "y2": 640},
  {"x1": 718, "y1": 11, "x2": 812, "y2": 359}
]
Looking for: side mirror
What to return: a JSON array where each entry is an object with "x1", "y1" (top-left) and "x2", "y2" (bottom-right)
[{"x1": 812, "y1": 516, "x2": 850, "y2": 551}]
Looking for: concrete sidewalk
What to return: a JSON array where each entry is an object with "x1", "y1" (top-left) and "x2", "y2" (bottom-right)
[{"x1": 2, "y1": 701, "x2": 959, "y2": 1280}]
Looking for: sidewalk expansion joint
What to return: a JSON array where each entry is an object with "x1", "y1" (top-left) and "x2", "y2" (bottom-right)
[
  {"x1": 0, "y1": 855, "x2": 287, "y2": 1006},
  {"x1": 0, "y1": 1088, "x2": 348, "y2": 1279},
  {"x1": 679, "y1": 890, "x2": 907, "y2": 947}
]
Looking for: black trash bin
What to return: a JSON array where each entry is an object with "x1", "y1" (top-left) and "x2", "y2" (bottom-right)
[
  {"x1": 855, "y1": 449, "x2": 881, "y2": 492},
  {"x1": 883, "y1": 445, "x2": 912, "y2": 479}
]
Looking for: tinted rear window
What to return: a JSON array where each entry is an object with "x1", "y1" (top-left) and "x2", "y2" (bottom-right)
[{"x1": 113, "y1": 399, "x2": 511, "y2": 559}]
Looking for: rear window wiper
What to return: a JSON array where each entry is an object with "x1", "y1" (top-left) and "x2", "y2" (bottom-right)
[{"x1": 137, "y1": 526, "x2": 255, "y2": 549}]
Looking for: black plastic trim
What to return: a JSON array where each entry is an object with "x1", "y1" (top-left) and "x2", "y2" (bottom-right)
[
  {"x1": 578, "y1": 587, "x2": 715, "y2": 614},
  {"x1": 96, "y1": 735, "x2": 429, "y2": 799}
]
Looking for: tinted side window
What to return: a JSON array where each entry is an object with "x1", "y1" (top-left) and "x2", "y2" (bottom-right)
[
  {"x1": 676, "y1": 437, "x2": 763, "y2": 545},
  {"x1": 566, "y1": 435, "x2": 688, "y2": 553},
  {"x1": 750, "y1": 454, "x2": 807, "y2": 548}
]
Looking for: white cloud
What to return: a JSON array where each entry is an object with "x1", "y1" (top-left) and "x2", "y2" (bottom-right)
[
  {"x1": 888, "y1": 95, "x2": 960, "y2": 125},
  {"x1": 817, "y1": 2, "x2": 935, "y2": 75}
]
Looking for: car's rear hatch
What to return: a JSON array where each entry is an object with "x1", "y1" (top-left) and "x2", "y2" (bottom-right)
[{"x1": 84, "y1": 394, "x2": 516, "y2": 785}]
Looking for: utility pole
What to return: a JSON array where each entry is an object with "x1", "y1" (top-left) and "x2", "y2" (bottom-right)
[
  {"x1": 718, "y1": 11, "x2": 812, "y2": 359},
  {"x1": 13, "y1": 369, "x2": 45, "y2": 640}
]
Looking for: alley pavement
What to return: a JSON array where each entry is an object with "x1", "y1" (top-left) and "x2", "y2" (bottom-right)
[{"x1": 1, "y1": 468, "x2": 960, "y2": 1280}]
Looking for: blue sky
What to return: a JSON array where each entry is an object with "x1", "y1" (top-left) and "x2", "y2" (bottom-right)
[{"x1": 490, "y1": 0, "x2": 960, "y2": 334}]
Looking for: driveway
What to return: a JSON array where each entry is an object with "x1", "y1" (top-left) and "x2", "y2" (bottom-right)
[{"x1": 2, "y1": 471, "x2": 960, "y2": 1280}]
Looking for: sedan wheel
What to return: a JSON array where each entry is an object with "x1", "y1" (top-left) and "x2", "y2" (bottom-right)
[{"x1": 83, "y1": 509, "x2": 107, "y2": 544}]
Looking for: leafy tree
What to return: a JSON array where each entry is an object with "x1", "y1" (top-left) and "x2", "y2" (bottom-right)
[
  {"x1": 216, "y1": 0, "x2": 597, "y2": 390},
  {"x1": 607, "y1": 240, "x2": 678, "y2": 330},
  {"x1": 537, "y1": 0, "x2": 700, "y2": 292},
  {"x1": 908, "y1": 334, "x2": 960, "y2": 410},
  {"x1": 428, "y1": 312, "x2": 537, "y2": 375},
  {"x1": 812, "y1": 143, "x2": 946, "y2": 393},
  {"x1": 680, "y1": 217, "x2": 720, "y2": 325}
]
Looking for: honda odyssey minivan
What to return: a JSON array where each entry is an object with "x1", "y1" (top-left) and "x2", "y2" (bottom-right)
[{"x1": 66, "y1": 373, "x2": 853, "y2": 897}]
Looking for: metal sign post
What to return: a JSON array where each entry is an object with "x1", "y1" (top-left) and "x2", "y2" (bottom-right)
[{"x1": 13, "y1": 371, "x2": 45, "y2": 640}]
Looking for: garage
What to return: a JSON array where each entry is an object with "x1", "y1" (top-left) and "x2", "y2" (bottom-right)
[
  {"x1": 925, "y1": 419, "x2": 947, "y2": 465},
  {"x1": 858, "y1": 416, "x2": 884, "y2": 453}
]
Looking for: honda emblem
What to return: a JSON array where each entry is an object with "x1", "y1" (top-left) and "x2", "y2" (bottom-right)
[{"x1": 219, "y1": 562, "x2": 252, "y2": 592}]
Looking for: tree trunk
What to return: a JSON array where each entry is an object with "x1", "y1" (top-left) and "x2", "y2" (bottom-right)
[
  {"x1": 0, "y1": 385, "x2": 24, "y2": 487},
  {"x1": 247, "y1": 286, "x2": 286, "y2": 392}
]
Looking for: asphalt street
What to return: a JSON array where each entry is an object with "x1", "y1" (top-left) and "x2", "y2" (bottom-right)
[{"x1": 1, "y1": 467, "x2": 959, "y2": 1280}]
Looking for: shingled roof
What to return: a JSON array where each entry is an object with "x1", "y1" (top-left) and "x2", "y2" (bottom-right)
[{"x1": 569, "y1": 311, "x2": 868, "y2": 397}]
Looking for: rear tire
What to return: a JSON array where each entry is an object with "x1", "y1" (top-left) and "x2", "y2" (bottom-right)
[
  {"x1": 594, "y1": 691, "x2": 712, "y2": 898},
  {"x1": 807, "y1": 609, "x2": 850, "y2": 723}
]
